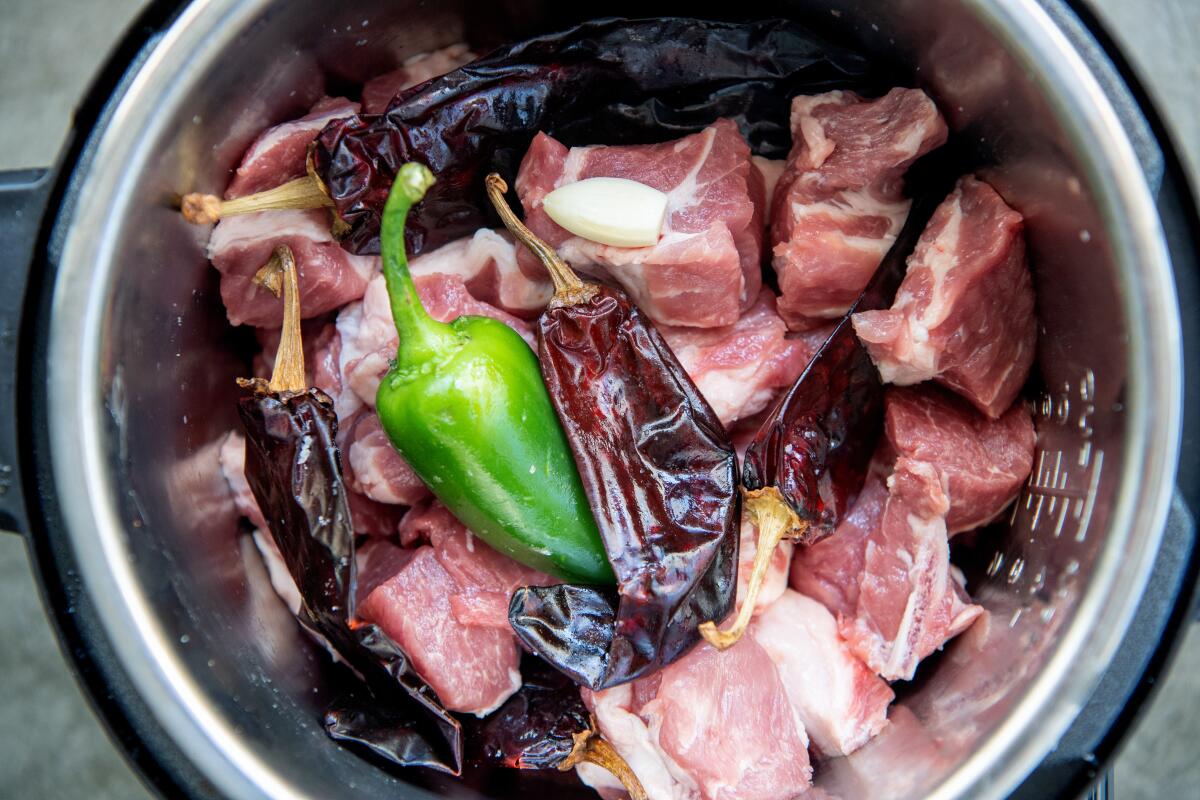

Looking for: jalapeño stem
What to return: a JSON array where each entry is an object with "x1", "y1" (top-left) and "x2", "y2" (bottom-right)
[
  {"x1": 699, "y1": 486, "x2": 807, "y2": 650},
  {"x1": 380, "y1": 163, "x2": 462, "y2": 365}
]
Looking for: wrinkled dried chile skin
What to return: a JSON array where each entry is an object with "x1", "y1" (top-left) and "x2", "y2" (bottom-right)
[
  {"x1": 510, "y1": 288, "x2": 738, "y2": 690},
  {"x1": 470, "y1": 661, "x2": 592, "y2": 770},
  {"x1": 742, "y1": 187, "x2": 949, "y2": 541},
  {"x1": 315, "y1": 17, "x2": 873, "y2": 255},
  {"x1": 238, "y1": 389, "x2": 462, "y2": 774}
]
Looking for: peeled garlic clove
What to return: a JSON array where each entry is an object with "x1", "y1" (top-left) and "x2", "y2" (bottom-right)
[{"x1": 542, "y1": 177, "x2": 668, "y2": 248}]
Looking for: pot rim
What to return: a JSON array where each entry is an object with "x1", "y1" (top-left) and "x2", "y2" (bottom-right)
[{"x1": 42, "y1": 1, "x2": 1184, "y2": 798}]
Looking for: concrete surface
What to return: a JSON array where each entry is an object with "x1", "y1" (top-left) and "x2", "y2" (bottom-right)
[{"x1": 0, "y1": 1, "x2": 1195, "y2": 799}]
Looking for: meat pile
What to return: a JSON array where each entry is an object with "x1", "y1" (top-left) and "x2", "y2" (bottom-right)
[
  {"x1": 515, "y1": 120, "x2": 764, "y2": 328},
  {"x1": 205, "y1": 46, "x2": 1038, "y2": 798},
  {"x1": 769, "y1": 89, "x2": 948, "y2": 330}
]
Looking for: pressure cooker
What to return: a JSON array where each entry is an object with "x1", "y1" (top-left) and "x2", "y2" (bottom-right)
[{"x1": 1, "y1": 0, "x2": 1196, "y2": 798}]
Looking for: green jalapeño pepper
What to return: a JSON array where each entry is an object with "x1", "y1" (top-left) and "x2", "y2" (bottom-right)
[{"x1": 375, "y1": 164, "x2": 613, "y2": 584}]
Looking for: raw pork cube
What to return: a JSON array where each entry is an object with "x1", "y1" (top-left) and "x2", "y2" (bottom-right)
[
  {"x1": 838, "y1": 458, "x2": 984, "y2": 681},
  {"x1": 516, "y1": 120, "x2": 765, "y2": 328},
  {"x1": 355, "y1": 537, "x2": 416, "y2": 600},
  {"x1": 356, "y1": 505, "x2": 553, "y2": 715},
  {"x1": 770, "y1": 89, "x2": 947, "y2": 330},
  {"x1": 399, "y1": 501, "x2": 557, "y2": 630},
  {"x1": 340, "y1": 409, "x2": 431, "y2": 507},
  {"x1": 226, "y1": 96, "x2": 360, "y2": 199},
  {"x1": 852, "y1": 177, "x2": 1036, "y2": 418},
  {"x1": 752, "y1": 590, "x2": 893, "y2": 757},
  {"x1": 885, "y1": 385, "x2": 1034, "y2": 533},
  {"x1": 358, "y1": 545, "x2": 521, "y2": 715},
  {"x1": 660, "y1": 289, "x2": 830, "y2": 426},
  {"x1": 361, "y1": 44, "x2": 476, "y2": 113},
  {"x1": 579, "y1": 638, "x2": 812, "y2": 800},
  {"x1": 209, "y1": 209, "x2": 378, "y2": 328}
]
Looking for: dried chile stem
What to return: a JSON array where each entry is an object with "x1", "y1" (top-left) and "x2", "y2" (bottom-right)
[
  {"x1": 180, "y1": 175, "x2": 332, "y2": 225},
  {"x1": 699, "y1": 487, "x2": 806, "y2": 650},
  {"x1": 240, "y1": 245, "x2": 307, "y2": 394},
  {"x1": 559, "y1": 729, "x2": 647, "y2": 800},
  {"x1": 485, "y1": 173, "x2": 598, "y2": 307}
]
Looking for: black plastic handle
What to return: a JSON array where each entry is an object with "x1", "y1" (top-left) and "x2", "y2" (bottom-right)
[{"x1": 0, "y1": 168, "x2": 56, "y2": 535}]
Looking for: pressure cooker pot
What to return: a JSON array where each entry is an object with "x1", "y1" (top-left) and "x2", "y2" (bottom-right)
[{"x1": 1, "y1": 1, "x2": 1197, "y2": 799}]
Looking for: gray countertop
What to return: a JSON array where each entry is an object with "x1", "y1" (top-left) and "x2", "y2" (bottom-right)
[{"x1": 0, "y1": 1, "x2": 1195, "y2": 798}]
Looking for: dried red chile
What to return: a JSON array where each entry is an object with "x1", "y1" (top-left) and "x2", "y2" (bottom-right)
[
  {"x1": 314, "y1": 17, "x2": 873, "y2": 255},
  {"x1": 238, "y1": 388, "x2": 462, "y2": 774},
  {"x1": 471, "y1": 660, "x2": 592, "y2": 770},
  {"x1": 483, "y1": 175, "x2": 739, "y2": 691},
  {"x1": 508, "y1": 287, "x2": 739, "y2": 690}
]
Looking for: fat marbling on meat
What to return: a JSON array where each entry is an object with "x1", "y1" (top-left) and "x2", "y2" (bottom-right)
[
  {"x1": 580, "y1": 638, "x2": 812, "y2": 800},
  {"x1": 852, "y1": 176, "x2": 1036, "y2": 418},
  {"x1": 515, "y1": 119, "x2": 765, "y2": 328},
  {"x1": 770, "y1": 88, "x2": 947, "y2": 330},
  {"x1": 751, "y1": 590, "x2": 893, "y2": 758}
]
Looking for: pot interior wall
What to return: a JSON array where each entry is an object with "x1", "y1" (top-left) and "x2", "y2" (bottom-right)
[{"x1": 92, "y1": 0, "x2": 1130, "y2": 797}]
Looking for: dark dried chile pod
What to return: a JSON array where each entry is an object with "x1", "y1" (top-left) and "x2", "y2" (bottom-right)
[
  {"x1": 487, "y1": 175, "x2": 738, "y2": 691},
  {"x1": 237, "y1": 246, "x2": 462, "y2": 774},
  {"x1": 470, "y1": 660, "x2": 646, "y2": 798},
  {"x1": 315, "y1": 17, "x2": 873, "y2": 255}
]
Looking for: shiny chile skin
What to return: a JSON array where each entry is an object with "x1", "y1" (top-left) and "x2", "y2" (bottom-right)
[
  {"x1": 471, "y1": 660, "x2": 593, "y2": 770},
  {"x1": 510, "y1": 288, "x2": 739, "y2": 690},
  {"x1": 238, "y1": 389, "x2": 462, "y2": 774}
]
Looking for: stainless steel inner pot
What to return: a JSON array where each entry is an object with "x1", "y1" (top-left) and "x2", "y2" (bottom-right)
[{"x1": 35, "y1": 0, "x2": 1187, "y2": 798}]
